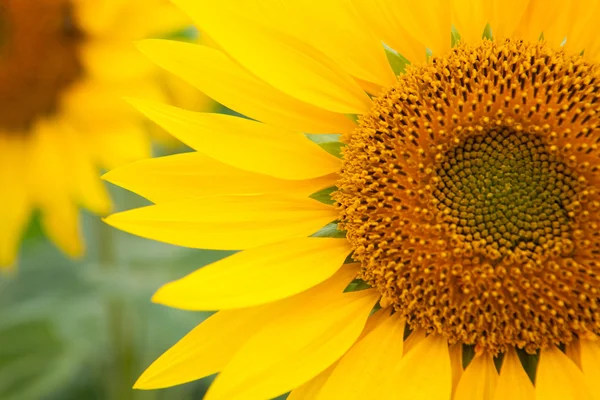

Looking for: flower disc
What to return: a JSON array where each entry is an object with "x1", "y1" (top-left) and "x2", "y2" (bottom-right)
[{"x1": 336, "y1": 39, "x2": 600, "y2": 354}]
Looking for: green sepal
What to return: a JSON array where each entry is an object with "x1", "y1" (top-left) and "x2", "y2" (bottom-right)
[
  {"x1": 343, "y1": 253, "x2": 355, "y2": 264},
  {"x1": 516, "y1": 348, "x2": 539, "y2": 384},
  {"x1": 345, "y1": 114, "x2": 360, "y2": 123},
  {"x1": 306, "y1": 133, "x2": 341, "y2": 143},
  {"x1": 462, "y1": 344, "x2": 476, "y2": 369},
  {"x1": 305, "y1": 133, "x2": 345, "y2": 158},
  {"x1": 309, "y1": 186, "x2": 337, "y2": 205},
  {"x1": 318, "y1": 141, "x2": 345, "y2": 158},
  {"x1": 310, "y1": 222, "x2": 346, "y2": 238},
  {"x1": 482, "y1": 23, "x2": 493, "y2": 40},
  {"x1": 384, "y1": 44, "x2": 410, "y2": 75},
  {"x1": 371, "y1": 303, "x2": 383, "y2": 316},
  {"x1": 344, "y1": 278, "x2": 371, "y2": 292},
  {"x1": 451, "y1": 26, "x2": 462, "y2": 48}
]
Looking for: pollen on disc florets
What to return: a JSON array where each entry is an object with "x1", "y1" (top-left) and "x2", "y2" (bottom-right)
[
  {"x1": 0, "y1": 0, "x2": 83, "y2": 132},
  {"x1": 335, "y1": 39, "x2": 600, "y2": 354}
]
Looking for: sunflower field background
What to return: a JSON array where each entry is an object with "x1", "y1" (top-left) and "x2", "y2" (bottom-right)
[
  {"x1": 0, "y1": 174, "x2": 231, "y2": 399},
  {"x1": 0, "y1": 8, "x2": 236, "y2": 399}
]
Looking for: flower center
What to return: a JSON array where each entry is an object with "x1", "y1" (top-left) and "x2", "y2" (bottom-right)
[
  {"x1": 0, "y1": 0, "x2": 83, "y2": 132},
  {"x1": 336, "y1": 39, "x2": 600, "y2": 354},
  {"x1": 433, "y1": 129, "x2": 577, "y2": 260}
]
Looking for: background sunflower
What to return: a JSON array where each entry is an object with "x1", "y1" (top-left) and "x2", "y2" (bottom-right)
[
  {"x1": 0, "y1": 0, "x2": 219, "y2": 399},
  {"x1": 0, "y1": 0, "x2": 213, "y2": 269}
]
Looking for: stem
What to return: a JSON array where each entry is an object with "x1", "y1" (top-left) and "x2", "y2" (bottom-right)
[{"x1": 98, "y1": 218, "x2": 135, "y2": 400}]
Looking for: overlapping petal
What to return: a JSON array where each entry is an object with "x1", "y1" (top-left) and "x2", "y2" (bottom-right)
[
  {"x1": 454, "y1": 353, "x2": 498, "y2": 400},
  {"x1": 536, "y1": 346, "x2": 594, "y2": 400},
  {"x1": 494, "y1": 349, "x2": 535, "y2": 400},
  {"x1": 104, "y1": 194, "x2": 337, "y2": 250},
  {"x1": 152, "y1": 237, "x2": 352, "y2": 310},
  {"x1": 128, "y1": 99, "x2": 341, "y2": 180},
  {"x1": 103, "y1": 153, "x2": 336, "y2": 203},
  {"x1": 172, "y1": 0, "x2": 372, "y2": 114},
  {"x1": 204, "y1": 266, "x2": 379, "y2": 400},
  {"x1": 136, "y1": 40, "x2": 356, "y2": 134},
  {"x1": 316, "y1": 311, "x2": 405, "y2": 399}
]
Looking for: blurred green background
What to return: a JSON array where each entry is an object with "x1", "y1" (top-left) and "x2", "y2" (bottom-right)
[{"x1": 0, "y1": 172, "x2": 233, "y2": 399}]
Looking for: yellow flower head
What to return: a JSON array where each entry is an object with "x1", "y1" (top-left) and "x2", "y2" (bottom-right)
[
  {"x1": 106, "y1": 0, "x2": 600, "y2": 398},
  {"x1": 0, "y1": 0, "x2": 192, "y2": 268}
]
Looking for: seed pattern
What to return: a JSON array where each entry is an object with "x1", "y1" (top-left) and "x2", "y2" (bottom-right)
[{"x1": 335, "y1": 40, "x2": 600, "y2": 354}]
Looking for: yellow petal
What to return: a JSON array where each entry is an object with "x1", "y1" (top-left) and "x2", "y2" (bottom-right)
[
  {"x1": 80, "y1": 40, "x2": 154, "y2": 81},
  {"x1": 77, "y1": 0, "x2": 190, "y2": 39},
  {"x1": 40, "y1": 201, "x2": 83, "y2": 259},
  {"x1": 564, "y1": 2, "x2": 600, "y2": 56},
  {"x1": 152, "y1": 237, "x2": 352, "y2": 310},
  {"x1": 352, "y1": 0, "x2": 427, "y2": 63},
  {"x1": 136, "y1": 264, "x2": 358, "y2": 390},
  {"x1": 288, "y1": 362, "x2": 338, "y2": 400},
  {"x1": 104, "y1": 194, "x2": 337, "y2": 250},
  {"x1": 386, "y1": 334, "x2": 452, "y2": 399},
  {"x1": 136, "y1": 40, "x2": 355, "y2": 134},
  {"x1": 394, "y1": 0, "x2": 451, "y2": 58},
  {"x1": 316, "y1": 312, "x2": 405, "y2": 399},
  {"x1": 204, "y1": 267, "x2": 379, "y2": 400},
  {"x1": 72, "y1": 0, "x2": 122, "y2": 37},
  {"x1": 60, "y1": 122, "x2": 111, "y2": 215},
  {"x1": 451, "y1": 0, "x2": 490, "y2": 43},
  {"x1": 27, "y1": 122, "x2": 83, "y2": 258},
  {"x1": 283, "y1": 0, "x2": 395, "y2": 87},
  {"x1": 494, "y1": 349, "x2": 535, "y2": 400},
  {"x1": 539, "y1": 0, "x2": 594, "y2": 49},
  {"x1": 512, "y1": 0, "x2": 578, "y2": 46},
  {"x1": 134, "y1": 308, "x2": 267, "y2": 389},
  {"x1": 63, "y1": 78, "x2": 166, "y2": 124},
  {"x1": 403, "y1": 329, "x2": 426, "y2": 354},
  {"x1": 103, "y1": 153, "x2": 336, "y2": 204},
  {"x1": 450, "y1": 343, "x2": 464, "y2": 395},
  {"x1": 536, "y1": 346, "x2": 594, "y2": 400},
  {"x1": 172, "y1": 0, "x2": 372, "y2": 114},
  {"x1": 87, "y1": 121, "x2": 151, "y2": 170},
  {"x1": 487, "y1": 0, "x2": 533, "y2": 41},
  {"x1": 0, "y1": 136, "x2": 31, "y2": 268},
  {"x1": 128, "y1": 99, "x2": 341, "y2": 180},
  {"x1": 454, "y1": 353, "x2": 498, "y2": 400},
  {"x1": 580, "y1": 339, "x2": 600, "y2": 400},
  {"x1": 287, "y1": 308, "x2": 391, "y2": 399}
]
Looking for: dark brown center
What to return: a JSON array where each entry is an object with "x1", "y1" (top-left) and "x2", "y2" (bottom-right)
[{"x1": 0, "y1": 0, "x2": 83, "y2": 132}]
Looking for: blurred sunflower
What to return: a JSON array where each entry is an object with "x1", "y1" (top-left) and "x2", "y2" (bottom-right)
[
  {"x1": 105, "y1": 0, "x2": 600, "y2": 399},
  {"x1": 0, "y1": 0, "x2": 200, "y2": 269}
]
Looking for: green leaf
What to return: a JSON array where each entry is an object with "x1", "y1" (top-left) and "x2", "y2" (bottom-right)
[
  {"x1": 384, "y1": 44, "x2": 410, "y2": 75},
  {"x1": 309, "y1": 186, "x2": 337, "y2": 205},
  {"x1": 311, "y1": 222, "x2": 346, "y2": 238},
  {"x1": 0, "y1": 320, "x2": 69, "y2": 400}
]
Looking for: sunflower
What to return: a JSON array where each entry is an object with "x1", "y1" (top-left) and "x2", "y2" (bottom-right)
[
  {"x1": 0, "y1": 0, "x2": 195, "y2": 269},
  {"x1": 105, "y1": 0, "x2": 600, "y2": 398}
]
